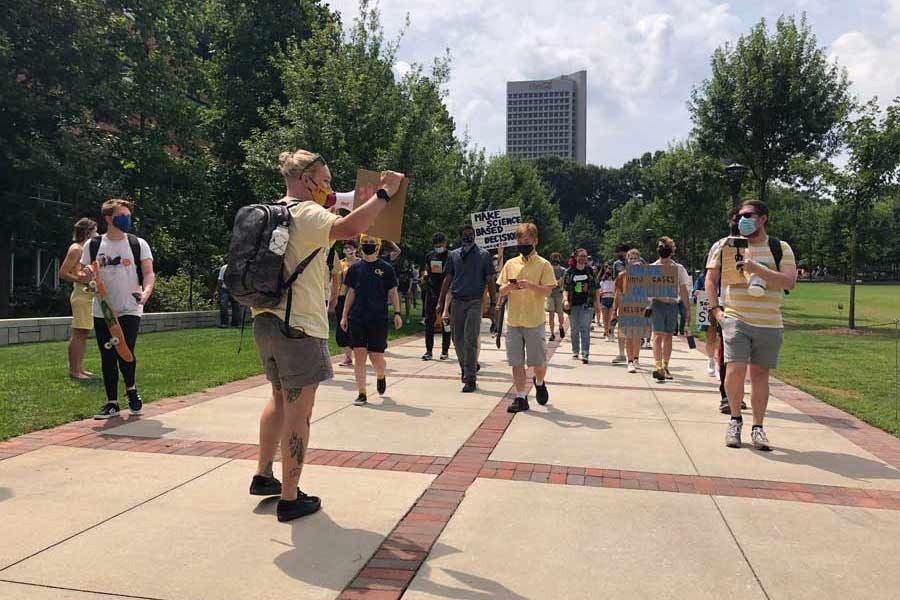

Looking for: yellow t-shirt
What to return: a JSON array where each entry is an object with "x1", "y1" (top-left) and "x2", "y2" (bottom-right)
[
  {"x1": 497, "y1": 254, "x2": 557, "y2": 328},
  {"x1": 253, "y1": 200, "x2": 339, "y2": 339},
  {"x1": 706, "y1": 235, "x2": 795, "y2": 329}
]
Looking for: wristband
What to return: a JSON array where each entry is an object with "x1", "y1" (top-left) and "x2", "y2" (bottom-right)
[{"x1": 376, "y1": 188, "x2": 391, "y2": 202}]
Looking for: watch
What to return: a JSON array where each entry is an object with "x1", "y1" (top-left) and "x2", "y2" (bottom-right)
[{"x1": 376, "y1": 188, "x2": 391, "y2": 202}]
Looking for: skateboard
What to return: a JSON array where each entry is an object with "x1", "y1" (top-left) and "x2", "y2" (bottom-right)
[
  {"x1": 495, "y1": 297, "x2": 506, "y2": 349},
  {"x1": 84, "y1": 261, "x2": 135, "y2": 362}
]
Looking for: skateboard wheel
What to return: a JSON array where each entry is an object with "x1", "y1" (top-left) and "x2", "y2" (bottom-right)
[
  {"x1": 110, "y1": 337, "x2": 120, "y2": 346},
  {"x1": 104, "y1": 342, "x2": 113, "y2": 349}
]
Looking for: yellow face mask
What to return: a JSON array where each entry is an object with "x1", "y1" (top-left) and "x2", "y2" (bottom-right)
[{"x1": 311, "y1": 181, "x2": 336, "y2": 208}]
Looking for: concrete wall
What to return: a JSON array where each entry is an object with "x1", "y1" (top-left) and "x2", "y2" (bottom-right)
[{"x1": 0, "y1": 311, "x2": 220, "y2": 346}]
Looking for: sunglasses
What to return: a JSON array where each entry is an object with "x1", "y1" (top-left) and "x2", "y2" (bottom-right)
[{"x1": 739, "y1": 212, "x2": 757, "y2": 219}]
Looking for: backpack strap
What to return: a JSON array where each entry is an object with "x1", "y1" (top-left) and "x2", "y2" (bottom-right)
[
  {"x1": 127, "y1": 233, "x2": 144, "y2": 288},
  {"x1": 89, "y1": 236, "x2": 101, "y2": 263},
  {"x1": 766, "y1": 236, "x2": 790, "y2": 295},
  {"x1": 281, "y1": 248, "x2": 322, "y2": 334}
]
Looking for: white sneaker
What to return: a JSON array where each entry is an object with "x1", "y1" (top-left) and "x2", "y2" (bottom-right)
[
  {"x1": 705, "y1": 359, "x2": 716, "y2": 376},
  {"x1": 611, "y1": 355, "x2": 627, "y2": 365},
  {"x1": 627, "y1": 361, "x2": 637, "y2": 373}
]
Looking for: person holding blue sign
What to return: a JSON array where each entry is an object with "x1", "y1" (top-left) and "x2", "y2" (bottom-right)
[{"x1": 649, "y1": 237, "x2": 692, "y2": 381}]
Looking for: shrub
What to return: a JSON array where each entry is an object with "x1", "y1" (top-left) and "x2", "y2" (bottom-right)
[{"x1": 145, "y1": 270, "x2": 214, "y2": 313}]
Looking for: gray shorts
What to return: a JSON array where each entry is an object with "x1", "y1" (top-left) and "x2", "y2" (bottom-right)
[
  {"x1": 506, "y1": 324, "x2": 547, "y2": 367},
  {"x1": 651, "y1": 300, "x2": 679, "y2": 334},
  {"x1": 721, "y1": 316, "x2": 784, "y2": 369},
  {"x1": 545, "y1": 292, "x2": 564, "y2": 313},
  {"x1": 253, "y1": 313, "x2": 334, "y2": 390}
]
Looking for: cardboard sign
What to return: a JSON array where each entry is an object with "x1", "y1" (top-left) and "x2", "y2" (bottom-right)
[
  {"x1": 695, "y1": 291, "x2": 710, "y2": 330},
  {"x1": 720, "y1": 245, "x2": 750, "y2": 286},
  {"x1": 353, "y1": 169, "x2": 409, "y2": 242},
  {"x1": 470, "y1": 207, "x2": 522, "y2": 250},
  {"x1": 618, "y1": 263, "x2": 678, "y2": 337}
]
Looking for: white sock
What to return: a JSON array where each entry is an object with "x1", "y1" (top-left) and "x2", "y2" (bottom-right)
[
  {"x1": 535, "y1": 378, "x2": 544, "y2": 386},
  {"x1": 516, "y1": 392, "x2": 526, "y2": 399}
]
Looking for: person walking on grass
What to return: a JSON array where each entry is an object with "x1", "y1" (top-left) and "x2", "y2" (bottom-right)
[
  {"x1": 340, "y1": 234, "x2": 403, "y2": 405},
  {"x1": 706, "y1": 199, "x2": 797, "y2": 451},
  {"x1": 249, "y1": 149, "x2": 404, "y2": 522},
  {"x1": 81, "y1": 200, "x2": 155, "y2": 419},
  {"x1": 421, "y1": 232, "x2": 452, "y2": 361},
  {"x1": 597, "y1": 265, "x2": 616, "y2": 341},
  {"x1": 439, "y1": 223, "x2": 497, "y2": 393},
  {"x1": 563, "y1": 248, "x2": 598, "y2": 364},
  {"x1": 649, "y1": 237, "x2": 692, "y2": 382},
  {"x1": 546, "y1": 252, "x2": 567, "y2": 341},
  {"x1": 497, "y1": 223, "x2": 557, "y2": 413},
  {"x1": 611, "y1": 249, "x2": 648, "y2": 374},
  {"x1": 59, "y1": 217, "x2": 98, "y2": 381}
]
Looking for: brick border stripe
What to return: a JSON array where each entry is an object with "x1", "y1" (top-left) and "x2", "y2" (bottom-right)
[{"x1": 477, "y1": 460, "x2": 900, "y2": 511}]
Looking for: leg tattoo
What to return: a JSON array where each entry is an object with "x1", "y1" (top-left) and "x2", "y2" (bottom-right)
[{"x1": 288, "y1": 432, "x2": 305, "y2": 465}]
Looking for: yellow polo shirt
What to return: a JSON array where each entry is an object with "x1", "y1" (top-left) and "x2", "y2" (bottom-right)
[{"x1": 497, "y1": 254, "x2": 557, "y2": 328}]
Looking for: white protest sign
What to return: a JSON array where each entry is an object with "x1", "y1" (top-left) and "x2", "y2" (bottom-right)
[
  {"x1": 695, "y1": 291, "x2": 710, "y2": 330},
  {"x1": 470, "y1": 207, "x2": 522, "y2": 250}
]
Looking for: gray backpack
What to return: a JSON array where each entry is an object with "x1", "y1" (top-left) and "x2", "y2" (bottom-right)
[{"x1": 225, "y1": 201, "x2": 320, "y2": 332}]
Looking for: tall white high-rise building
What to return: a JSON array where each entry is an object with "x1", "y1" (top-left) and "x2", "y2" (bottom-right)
[{"x1": 506, "y1": 70, "x2": 587, "y2": 164}]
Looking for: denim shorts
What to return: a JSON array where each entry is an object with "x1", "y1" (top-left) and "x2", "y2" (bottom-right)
[{"x1": 650, "y1": 300, "x2": 679, "y2": 334}]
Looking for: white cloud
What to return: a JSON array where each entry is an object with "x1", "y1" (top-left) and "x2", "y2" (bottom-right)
[{"x1": 830, "y1": 30, "x2": 900, "y2": 106}]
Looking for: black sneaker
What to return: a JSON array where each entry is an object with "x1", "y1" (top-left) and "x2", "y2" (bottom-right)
[
  {"x1": 126, "y1": 389, "x2": 143, "y2": 415},
  {"x1": 462, "y1": 382, "x2": 476, "y2": 393},
  {"x1": 741, "y1": 401, "x2": 748, "y2": 410},
  {"x1": 276, "y1": 489, "x2": 322, "y2": 522},
  {"x1": 94, "y1": 402, "x2": 120, "y2": 420},
  {"x1": 506, "y1": 397, "x2": 530, "y2": 413},
  {"x1": 250, "y1": 474, "x2": 282, "y2": 496},
  {"x1": 421, "y1": 352, "x2": 433, "y2": 361},
  {"x1": 559, "y1": 327, "x2": 565, "y2": 339},
  {"x1": 439, "y1": 353, "x2": 449, "y2": 360},
  {"x1": 664, "y1": 369, "x2": 673, "y2": 380},
  {"x1": 354, "y1": 393, "x2": 368, "y2": 406},
  {"x1": 377, "y1": 377, "x2": 386, "y2": 395},
  {"x1": 549, "y1": 334, "x2": 556, "y2": 341},
  {"x1": 572, "y1": 353, "x2": 580, "y2": 360},
  {"x1": 533, "y1": 378, "x2": 549, "y2": 406},
  {"x1": 719, "y1": 399, "x2": 730, "y2": 414},
  {"x1": 652, "y1": 369, "x2": 666, "y2": 382},
  {"x1": 581, "y1": 357, "x2": 589, "y2": 364}
]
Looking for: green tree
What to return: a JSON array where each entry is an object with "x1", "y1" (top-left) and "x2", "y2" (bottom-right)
[
  {"x1": 566, "y1": 214, "x2": 600, "y2": 257},
  {"x1": 690, "y1": 14, "x2": 852, "y2": 202}
]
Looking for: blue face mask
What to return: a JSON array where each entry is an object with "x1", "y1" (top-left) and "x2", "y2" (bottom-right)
[
  {"x1": 738, "y1": 216, "x2": 758, "y2": 236},
  {"x1": 112, "y1": 215, "x2": 132, "y2": 232}
]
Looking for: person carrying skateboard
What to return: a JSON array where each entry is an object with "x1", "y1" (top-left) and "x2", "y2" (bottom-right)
[
  {"x1": 340, "y1": 234, "x2": 404, "y2": 405},
  {"x1": 497, "y1": 223, "x2": 557, "y2": 413},
  {"x1": 80, "y1": 199, "x2": 155, "y2": 419}
]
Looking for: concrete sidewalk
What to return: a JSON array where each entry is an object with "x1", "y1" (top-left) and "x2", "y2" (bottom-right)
[{"x1": 2, "y1": 323, "x2": 900, "y2": 600}]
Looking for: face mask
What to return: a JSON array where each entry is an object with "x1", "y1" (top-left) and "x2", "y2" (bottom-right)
[
  {"x1": 308, "y1": 177, "x2": 336, "y2": 207},
  {"x1": 461, "y1": 234, "x2": 475, "y2": 247},
  {"x1": 517, "y1": 244, "x2": 534, "y2": 257},
  {"x1": 361, "y1": 243, "x2": 378, "y2": 256},
  {"x1": 658, "y1": 246, "x2": 672, "y2": 258},
  {"x1": 112, "y1": 215, "x2": 132, "y2": 232},
  {"x1": 434, "y1": 246, "x2": 446, "y2": 253},
  {"x1": 551, "y1": 259, "x2": 559, "y2": 265},
  {"x1": 738, "y1": 216, "x2": 758, "y2": 236}
]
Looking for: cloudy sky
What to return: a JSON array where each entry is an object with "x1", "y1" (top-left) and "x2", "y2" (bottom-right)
[{"x1": 325, "y1": 0, "x2": 900, "y2": 167}]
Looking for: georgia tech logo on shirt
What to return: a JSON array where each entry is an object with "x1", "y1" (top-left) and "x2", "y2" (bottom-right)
[{"x1": 375, "y1": 268, "x2": 384, "y2": 276}]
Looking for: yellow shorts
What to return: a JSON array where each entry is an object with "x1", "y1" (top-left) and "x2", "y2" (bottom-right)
[{"x1": 70, "y1": 293, "x2": 94, "y2": 331}]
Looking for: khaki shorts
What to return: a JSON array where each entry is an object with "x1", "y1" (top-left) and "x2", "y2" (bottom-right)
[
  {"x1": 721, "y1": 316, "x2": 784, "y2": 369},
  {"x1": 70, "y1": 292, "x2": 94, "y2": 331},
  {"x1": 506, "y1": 324, "x2": 547, "y2": 367},
  {"x1": 253, "y1": 313, "x2": 334, "y2": 390},
  {"x1": 545, "y1": 292, "x2": 564, "y2": 313}
]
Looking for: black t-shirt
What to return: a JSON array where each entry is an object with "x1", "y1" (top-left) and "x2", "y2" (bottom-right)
[
  {"x1": 566, "y1": 266, "x2": 594, "y2": 306},
  {"x1": 345, "y1": 258, "x2": 398, "y2": 321},
  {"x1": 423, "y1": 250, "x2": 449, "y2": 296}
]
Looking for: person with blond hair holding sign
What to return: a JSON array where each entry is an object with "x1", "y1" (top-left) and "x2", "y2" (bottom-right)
[{"x1": 497, "y1": 223, "x2": 557, "y2": 413}]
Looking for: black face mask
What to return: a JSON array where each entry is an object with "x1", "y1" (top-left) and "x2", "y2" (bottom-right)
[
  {"x1": 517, "y1": 244, "x2": 534, "y2": 257},
  {"x1": 461, "y1": 234, "x2": 475, "y2": 247},
  {"x1": 551, "y1": 260, "x2": 559, "y2": 265},
  {"x1": 361, "y1": 243, "x2": 378, "y2": 256},
  {"x1": 658, "y1": 246, "x2": 673, "y2": 258}
]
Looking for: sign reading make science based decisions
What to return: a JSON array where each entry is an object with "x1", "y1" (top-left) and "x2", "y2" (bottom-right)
[
  {"x1": 619, "y1": 263, "x2": 678, "y2": 337},
  {"x1": 470, "y1": 208, "x2": 522, "y2": 250}
]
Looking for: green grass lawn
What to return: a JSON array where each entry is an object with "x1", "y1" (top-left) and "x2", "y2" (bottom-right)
[
  {"x1": 774, "y1": 283, "x2": 900, "y2": 437},
  {"x1": 1, "y1": 306, "x2": 424, "y2": 441}
]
